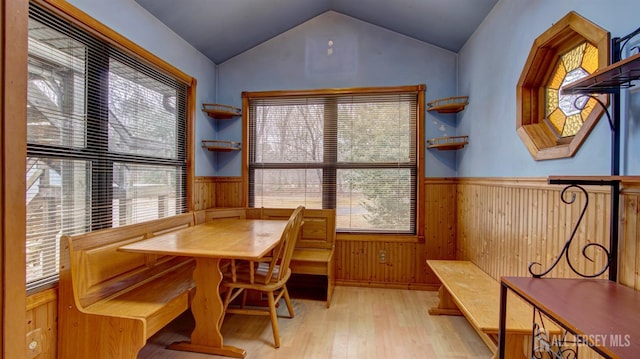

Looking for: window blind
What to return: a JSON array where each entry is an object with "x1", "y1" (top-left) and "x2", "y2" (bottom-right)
[
  {"x1": 248, "y1": 89, "x2": 419, "y2": 233},
  {"x1": 26, "y1": 3, "x2": 188, "y2": 291}
]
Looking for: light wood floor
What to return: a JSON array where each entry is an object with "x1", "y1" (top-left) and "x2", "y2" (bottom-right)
[{"x1": 138, "y1": 286, "x2": 492, "y2": 359}]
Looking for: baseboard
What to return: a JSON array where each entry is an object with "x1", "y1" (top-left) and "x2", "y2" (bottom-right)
[{"x1": 335, "y1": 280, "x2": 438, "y2": 291}]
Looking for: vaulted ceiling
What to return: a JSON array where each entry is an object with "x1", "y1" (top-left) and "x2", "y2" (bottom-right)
[{"x1": 135, "y1": 0, "x2": 498, "y2": 64}]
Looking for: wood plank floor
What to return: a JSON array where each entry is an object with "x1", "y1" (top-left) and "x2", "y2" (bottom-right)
[{"x1": 139, "y1": 286, "x2": 492, "y2": 358}]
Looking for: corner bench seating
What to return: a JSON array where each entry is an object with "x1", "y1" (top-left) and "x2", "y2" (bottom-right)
[
  {"x1": 427, "y1": 260, "x2": 552, "y2": 359},
  {"x1": 58, "y1": 213, "x2": 198, "y2": 359},
  {"x1": 203, "y1": 207, "x2": 337, "y2": 307}
]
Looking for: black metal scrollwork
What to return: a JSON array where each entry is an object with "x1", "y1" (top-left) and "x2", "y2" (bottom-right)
[
  {"x1": 574, "y1": 95, "x2": 613, "y2": 130},
  {"x1": 532, "y1": 324, "x2": 579, "y2": 359},
  {"x1": 532, "y1": 309, "x2": 581, "y2": 359},
  {"x1": 528, "y1": 184, "x2": 611, "y2": 278}
]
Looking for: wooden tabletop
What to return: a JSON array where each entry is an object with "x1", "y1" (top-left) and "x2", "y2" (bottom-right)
[
  {"x1": 119, "y1": 219, "x2": 288, "y2": 260},
  {"x1": 502, "y1": 277, "x2": 640, "y2": 358}
]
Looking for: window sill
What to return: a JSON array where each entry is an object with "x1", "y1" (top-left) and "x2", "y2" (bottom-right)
[{"x1": 336, "y1": 233, "x2": 424, "y2": 243}]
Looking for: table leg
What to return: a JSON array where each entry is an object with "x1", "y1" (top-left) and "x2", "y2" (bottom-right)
[
  {"x1": 497, "y1": 281, "x2": 508, "y2": 359},
  {"x1": 168, "y1": 257, "x2": 246, "y2": 358}
]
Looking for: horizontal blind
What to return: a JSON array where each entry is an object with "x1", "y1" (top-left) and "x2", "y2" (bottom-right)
[
  {"x1": 248, "y1": 90, "x2": 418, "y2": 233},
  {"x1": 26, "y1": 3, "x2": 188, "y2": 291}
]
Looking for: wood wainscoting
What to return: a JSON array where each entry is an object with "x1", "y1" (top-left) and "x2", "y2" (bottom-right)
[
  {"x1": 456, "y1": 177, "x2": 611, "y2": 280},
  {"x1": 454, "y1": 177, "x2": 640, "y2": 290},
  {"x1": 191, "y1": 176, "x2": 640, "y2": 288},
  {"x1": 334, "y1": 240, "x2": 432, "y2": 289},
  {"x1": 26, "y1": 176, "x2": 640, "y2": 358},
  {"x1": 26, "y1": 288, "x2": 57, "y2": 359},
  {"x1": 620, "y1": 181, "x2": 640, "y2": 290},
  {"x1": 193, "y1": 176, "x2": 243, "y2": 209}
]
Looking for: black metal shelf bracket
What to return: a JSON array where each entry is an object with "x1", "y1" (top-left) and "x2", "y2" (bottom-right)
[
  {"x1": 528, "y1": 181, "x2": 616, "y2": 279},
  {"x1": 529, "y1": 26, "x2": 640, "y2": 281}
]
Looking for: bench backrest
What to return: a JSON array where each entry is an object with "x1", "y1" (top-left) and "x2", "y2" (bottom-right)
[
  {"x1": 260, "y1": 208, "x2": 335, "y2": 250},
  {"x1": 195, "y1": 208, "x2": 246, "y2": 224},
  {"x1": 60, "y1": 213, "x2": 195, "y2": 308},
  {"x1": 237, "y1": 207, "x2": 336, "y2": 250}
]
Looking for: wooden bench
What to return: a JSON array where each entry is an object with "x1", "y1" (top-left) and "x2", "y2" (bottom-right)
[
  {"x1": 204, "y1": 207, "x2": 337, "y2": 307},
  {"x1": 58, "y1": 213, "x2": 198, "y2": 359},
  {"x1": 427, "y1": 260, "x2": 542, "y2": 359}
]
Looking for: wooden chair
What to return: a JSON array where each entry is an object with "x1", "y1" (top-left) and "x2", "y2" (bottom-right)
[{"x1": 221, "y1": 205, "x2": 305, "y2": 348}]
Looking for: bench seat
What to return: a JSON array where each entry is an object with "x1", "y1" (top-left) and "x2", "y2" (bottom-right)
[
  {"x1": 427, "y1": 260, "x2": 546, "y2": 358},
  {"x1": 82, "y1": 259, "x2": 194, "y2": 338},
  {"x1": 58, "y1": 213, "x2": 197, "y2": 359},
  {"x1": 291, "y1": 248, "x2": 332, "y2": 274}
]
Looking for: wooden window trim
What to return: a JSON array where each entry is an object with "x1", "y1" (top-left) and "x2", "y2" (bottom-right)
[
  {"x1": 31, "y1": 0, "x2": 197, "y2": 211},
  {"x1": 516, "y1": 11, "x2": 609, "y2": 161},
  {"x1": 2, "y1": 0, "x2": 29, "y2": 356},
  {"x1": 34, "y1": 0, "x2": 192, "y2": 85},
  {"x1": 241, "y1": 85, "x2": 425, "y2": 239}
]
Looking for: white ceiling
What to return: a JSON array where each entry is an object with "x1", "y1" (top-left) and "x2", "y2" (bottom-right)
[{"x1": 135, "y1": 0, "x2": 498, "y2": 64}]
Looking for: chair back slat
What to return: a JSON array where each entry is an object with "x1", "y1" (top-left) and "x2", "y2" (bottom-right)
[
  {"x1": 259, "y1": 222, "x2": 289, "y2": 284},
  {"x1": 279, "y1": 206, "x2": 304, "y2": 279},
  {"x1": 260, "y1": 206, "x2": 305, "y2": 284}
]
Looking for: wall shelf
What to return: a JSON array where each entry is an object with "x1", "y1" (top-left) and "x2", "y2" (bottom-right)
[
  {"x1": 201, "y1": 103, "x2": 242, "y2": 156},
  {"x1": 202, "y1": 103, "x2": 241, "y2": 119},
  {"x1": 201, "y1": 140, "x2": 241, "y2": 152},
  {"x1": 426, "y1": 135, "x2": 468, "y2": 150},
  {"x1": 427, "y1": 96, "x2": 469, "y2": 113},
  {"x1": 562, "y1": 52, "x2": 640, "y2": 94}
]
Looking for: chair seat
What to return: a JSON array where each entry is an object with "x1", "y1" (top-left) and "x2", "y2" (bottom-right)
[{"x1": 222, "y1": 264, "x2": 291, "y2": 291}]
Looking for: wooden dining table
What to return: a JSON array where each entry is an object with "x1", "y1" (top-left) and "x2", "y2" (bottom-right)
[{"x1": 118, "y1": 218, "x2": 288, "y2": 358}]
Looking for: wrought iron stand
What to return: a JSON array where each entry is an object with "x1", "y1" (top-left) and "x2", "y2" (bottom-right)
[{"x1": 498, "y1": 26, "x2": 640, "y2": 359}]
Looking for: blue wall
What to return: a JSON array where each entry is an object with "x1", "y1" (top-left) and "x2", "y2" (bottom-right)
[
  {"x1": 67, "y1": 0, "x2": 219, "y2": 176},
  {"x1": 457, "y1": 0, "x2": 640, "y2": 177},
  {"x1": 216, "y1": 11, "x2": 459, "y2": 177},
  {"x1": 68, "y1": 0, "x2": 640, "y2": 179}
]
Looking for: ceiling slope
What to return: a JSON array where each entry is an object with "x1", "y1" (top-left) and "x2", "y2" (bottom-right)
[{"x1": 135, "y1": 0, "x2": 498, "y2": 64}]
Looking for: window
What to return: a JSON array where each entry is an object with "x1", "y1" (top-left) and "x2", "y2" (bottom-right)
[
  {"x1": 516, "y1": 11, "x2": 609, "y2": 160},
  {"x1": 245, "y1": 86, "x2": 423, "y2": 233},
  {"x1": 545, "y1": 42, "x2": 599, "y2": 138},
  {"x1": 26, "y1": 4, "x2": 189, "y2": 291}
]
